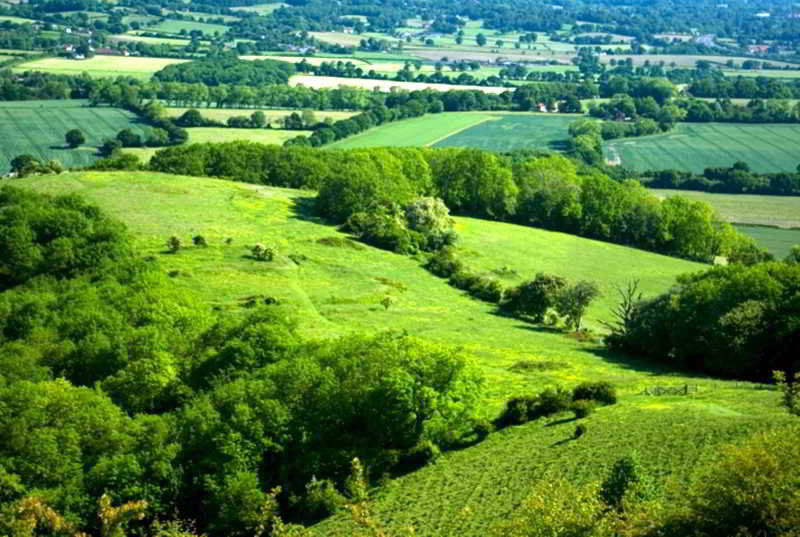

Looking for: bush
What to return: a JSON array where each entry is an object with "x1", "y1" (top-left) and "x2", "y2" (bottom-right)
[
  {"x1": 530, "y1": 387, "x2": 572, "y2": 419},
  {"x1": 466, "y1": 275, "x2": 505, "y2": 303},
  {"x1": 574, "y1": 423, "x2": 587, "y2": 438},
  {"x1": 496, "y1": 396, "x2": 538, "y2": 427},
  {"x1": 192, "y1": 235, "x2": 208, "y2": 247},
  {"x1": 501, "y1": 273, "x2": 567, "y2": 322},
  {"x1": 401, "y1": 440, "x2": 441, "y2": 469},
  {"x1": 251, "y1": 243, "x2": 275, "y2": 261},
  {"x1": 571, "y1": 399, "x2": 596, "y2": 418},
  {"x1": 600, "y1": 454, "x2": 654, "y2": 511},
  {"x1": 425, "y1": 247, "x2": 464, "y2": 278},
  {"x1": 345, "y1": 207, "x2": 423, "y2": 254},
  {"x1": 573, "y1": 381, "x2": 617, "y2": 405},
  {"x1": 300, "y1": 477, "x2": 344, "y2": 522},
  {"x1": 166, "y1": 235, "x2": 182, "y2": 253}
]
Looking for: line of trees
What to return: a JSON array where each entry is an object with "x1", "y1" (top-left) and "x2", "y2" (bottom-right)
[{"x1": 643, "y1": 161, "x2": 800, "y2": 195}]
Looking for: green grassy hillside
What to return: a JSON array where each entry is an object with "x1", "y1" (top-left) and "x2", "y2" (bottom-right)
[{"x1": 15, "y1": 171, "x2": 792, "y2": 537}]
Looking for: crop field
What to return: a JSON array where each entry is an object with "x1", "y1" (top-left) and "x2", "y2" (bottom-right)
[
  {"x1": 434, "y1": 113, "x2": 576, "y2": 151},
  {"x1": 605, "y1": 122, "x2": 800, "y2": 173},
  {"x1": 13, "y1": 55, "x2": 190, "y2": 80},
  {"x1": 649, "y1": 189, "x2": 800, "y2": 228},
  {"x1": 289, "y1": 74, "x2": 509, "y2": 93},
  {"x1": 0, "y1": 100, "x2": 148, "y2": 173},
  {"x1": 165, "y1": 107, "x2": 357, "y2": 125},
  {"x1": 18, "y1": 171, "x2": 793, "y2": 537}
]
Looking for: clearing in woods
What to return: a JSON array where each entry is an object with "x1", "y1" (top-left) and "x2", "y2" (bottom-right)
[
  {"x1": 0, "y1": 100, "x2": 148, "y2": 173},
  {"x1": 605, "y1": 122, "x2": 800, "y2": 173},
  {"x1": 16, "y1": 171, "x2": 793, "y2": 537}
]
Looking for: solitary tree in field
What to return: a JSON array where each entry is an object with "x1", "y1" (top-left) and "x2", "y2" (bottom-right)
[
  {"x1": 65, "y1": 129, "x2": 85, "y2": 148},
  {"x1": 476, "y1": 33, "x2": 487, "y2": 47},
  {"x1": 556, "y1": 280, "x2": 600, "y2": 331}
]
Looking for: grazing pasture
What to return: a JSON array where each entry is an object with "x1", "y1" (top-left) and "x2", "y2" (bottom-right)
[
  {"x1": 146, "y1": 19, "x2": 230, "y2": 36},
  {"x1": 165, "y1": 107, "x2": 357, "y2": 125},
  {"x1": 17, "y1": 171, "x2": 792, "y2": 537},
  {"x1": 13, "y1": 55, "x2": 190, "y2": 80},
  {"x1": 605, "y1": 122, "x2": 800, "y2": 173},
  {"x1": 732, "y1": 224, "x2": 800, "y2": 258},
  {"x1": 0, "y1": 100, "x2": 147, "y2": 173}
]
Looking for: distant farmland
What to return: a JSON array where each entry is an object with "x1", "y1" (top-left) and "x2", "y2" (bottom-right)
[
  {"x1": 289, "y1": 74, "x2": 510, "y2": 94},
  {"x1": 13, "y1": 55, "x2": 189, "y2": 80},
  {"x1": 0, "y1": 100, "x2": 148, "y2": 173},
  {"x1": 605, "y1": 123, "x2": 800, "y2": 173}
]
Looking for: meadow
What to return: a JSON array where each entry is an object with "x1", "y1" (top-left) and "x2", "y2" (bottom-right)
[
  {"x1": 13, "y1": 55, "x2": 190, "y2": 80},
  {"x1": 605, "y1": 122, "x2": 800, "y2": 173},
  {"x1": 230, "y1": 2, "x2": 286, "y2": 14},
  {"x1": 145, "y1": 19, "x2": 230, "y2": 36},
  {"x1": 17, "y1": 170, "x2": 794, "y2": 537},
  {"x1": 0, "y1": 100, "x2": 148, "y2": 173},
  {"x1": 165, "y1": 107, "x2": 357, "y2": 125}
]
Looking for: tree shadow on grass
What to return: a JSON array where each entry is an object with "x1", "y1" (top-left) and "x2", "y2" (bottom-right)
[
  {"x1": 545, "y1": 416, "x2": 577, "y2": 428},
  {"x1": 547, "y1": 139, "x2": 570, "y2": 151},
  {"x1": 288, "y1": 195, "x2": 326, "y2": 224},
  {"x1": 582, "y1": 346, "x2": 709, "y2": 380},
  {"x1": 550, "y1": 436, "x2": 577, "y2": 447}
]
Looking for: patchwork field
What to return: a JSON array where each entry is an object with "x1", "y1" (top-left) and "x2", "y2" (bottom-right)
[
  {"x1": 13, "y1": 55, "x2": 190, "y2": 80},
  {"x1": 605, "y1": 122, "x2": 800, "y2": 173},
  {"x1": 0, "y1": 100, "x2": 148, "y2": 173},
  {"x1": 17, "y1": 171, "x2": 792, "y2": 537},
  {"x1": 289, "y1": 74, "x2": 510, "y2": 94}
]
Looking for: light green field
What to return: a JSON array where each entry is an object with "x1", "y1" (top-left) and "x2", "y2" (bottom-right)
[
  {"x1": 289, "y1": 74, "x2": 509, "y2": 94},
  {"x1": 230, "y1": 2, "x2": 286, "y2": 14},
  {"x1": 111, "y1": 33, "x2": 193, "y2": 46},
  {"x1": 605, "y1": 122, "x2": 800, "y2": 173},
  {"x1": 328, "y1": 112, "x2": 499, "y2": 149},
  {"x1": 0, "y1": 15, "x2": 34, "y2": 23},
  {"x1": 123, "y1": 127, "x2": 310, "y2": 163},
  {"x1": 721, "y1": 69, "x2": 800, "y2": 79},
  {"x1": 146, "y1": 19, "x2": 230, "y2": 36},
  {"x1": 162, "y1": 9, "x2": 240, "y2": 22},
  {"x1": 16, "y1": 171, "x2": 792, "y2": 537},
  {"x1": 13, "y1": 55, "x2": 190, "y2": 80},
  {"x1": 165, "y1": 107, "x2": 357, "y2": 124},
  {"x1": 649, "y1": 189, "x2": 800, "y2": 229},
  {"x1": 0, "y1": 100, "x2": 148, "y2": 173}
]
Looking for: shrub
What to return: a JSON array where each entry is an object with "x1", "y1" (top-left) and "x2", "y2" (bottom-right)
[
  {"x1": 496, "y1": 396, "x2": 538, "y2": 427},
  {"x1": 573, "y1": 381, "x2": 617, "y2": 405},
  {"x1": 404, "y1": 197, "x2": 458, "y2": 251},
  {"x1": 571, "y1": 399, "x2": 596, "y2": 419},
  {"x1": 466, "y1": 275, "x2": 505, "y2": 303},
  {"x1": 401, "y1": 440, "x2": 441, "y2": 468},
  {"x1": 166, "y1": 235, "x2": 182, "y2": 253},
  {"x1": 574, "y1": 423, "x2": 587, "y2": 438},
  {"x1": 530, "y1": 387, "x2": 572, "y2": 419},
  {"x1": 501, "y1": 273, "x2": 567, "y2": 322},
  {"x1": 600, "y1": 454, "x2": 653, "y2": 510},
  {"x1": 251, "y1": 243, "x2": 275, "y2": 261},
  {"x1": 300, "y1": 477, "x2": 344, "y2": 522},
  {"x1": 425, "y1": 247, "x2": 464, "y2": 278},
  {"x1": 192, "y1": 235, "x2": 208, "y2": 247},
  {"x1": 345, "y1": 207, "x2": 423, "y2": 254}
]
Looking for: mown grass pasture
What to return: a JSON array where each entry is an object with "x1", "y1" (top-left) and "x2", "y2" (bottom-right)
[
  {"x1": 0, "y1": 100, "x2": 148, "y2": 173},
  {"x1": 733, "y1": 224, "x2": 800, "y2": 258},
  {"x1": 13, "y1": 55, "x2": 190, "y2": 80},
  {"x1": 230, "y1": 2, "x2": 286, "y2": 14},
  {"x1": 17, "y1": 171, "x2": 793, "y2": 537},
  {"x1": 165, "y1": 107, "x2": 357, "y2": 125},
  {"x1": 606, "y1": 122, "x2": 800, "y2": 173}
]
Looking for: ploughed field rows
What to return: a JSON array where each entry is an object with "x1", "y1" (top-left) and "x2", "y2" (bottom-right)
[
  {"x1": 0, "y1": 100, "x2": 148, "y2": 173},
  {"x1": 17, "y1": 171, "x2": 794, "y2": 537},
  {"x1": 606, "y1": 122, "x2": 800, "y2": 173}
]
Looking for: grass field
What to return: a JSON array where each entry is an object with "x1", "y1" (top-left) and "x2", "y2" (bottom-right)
[
  {"x1": 13, "y1": 55, "x2": 189, "y2": 80},
  {"x1": 289, "y1": 74, "x2": 509, "y2": 94},
  {"x1": 0, "y1": 100, "x2": 148, "y2": 173},
  {"x1": 16, "y1": 171, "x2": 793, "y2": 537},
  {"x1": 145, "y1": 19, "x2": 230, "y2": 36},
  {"x1": 605, "y1": 122, "x2": 800, "y2": 173},
  {"x1": 110, "y1": 34, "x2": 193, "y2": 46},
  {"x1": 733, "y1": 224, "x2": 800, "y2": 258},
  {"x1": 230, "y1": 2, "x2": 286, "y2": 14},
  {"x1": 328, "y1": 112, "x2": 499, "y2": 149},
  {"x1": 123, "y1": 127, "x2": 311, "y2": 163},
  {"x1": 165, "y1": 107, "x2": 357, "y2": 125}
]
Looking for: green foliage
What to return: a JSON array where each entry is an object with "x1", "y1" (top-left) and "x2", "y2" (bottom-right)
[
  {"x1": 570, "y1": 400, "x2": 596, "y2": 419},
  {"x1": 501, "y1": 273, "x2": 567, "y2": 322},
  {"x1": 166, "y1": 235, "x2": 182, "y2": 253},
  {"x1": 600, "y1": 454, "x2": 654, "y2": 511},
  {"x1": 65, "y1": 129, "x2": 85, "y2": 148},
  {"x1": 251, "y1": 243, "x2": 275, "y2": 261},
  {"x1": 555, "y1": 280, "x2": 600, "y2": 331},
  {"x1": 773, "y1": 370, "x2": 800, "y2": 416},
  {"x1": 299, "y1": 477, "x2": 345, "y2": 523},
  {"x1": 574, "y1": 423, "x2": 587, "y2": 438},
  {"x1": 572, "y1": 382, "x2": 618, "y2": 406}
]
